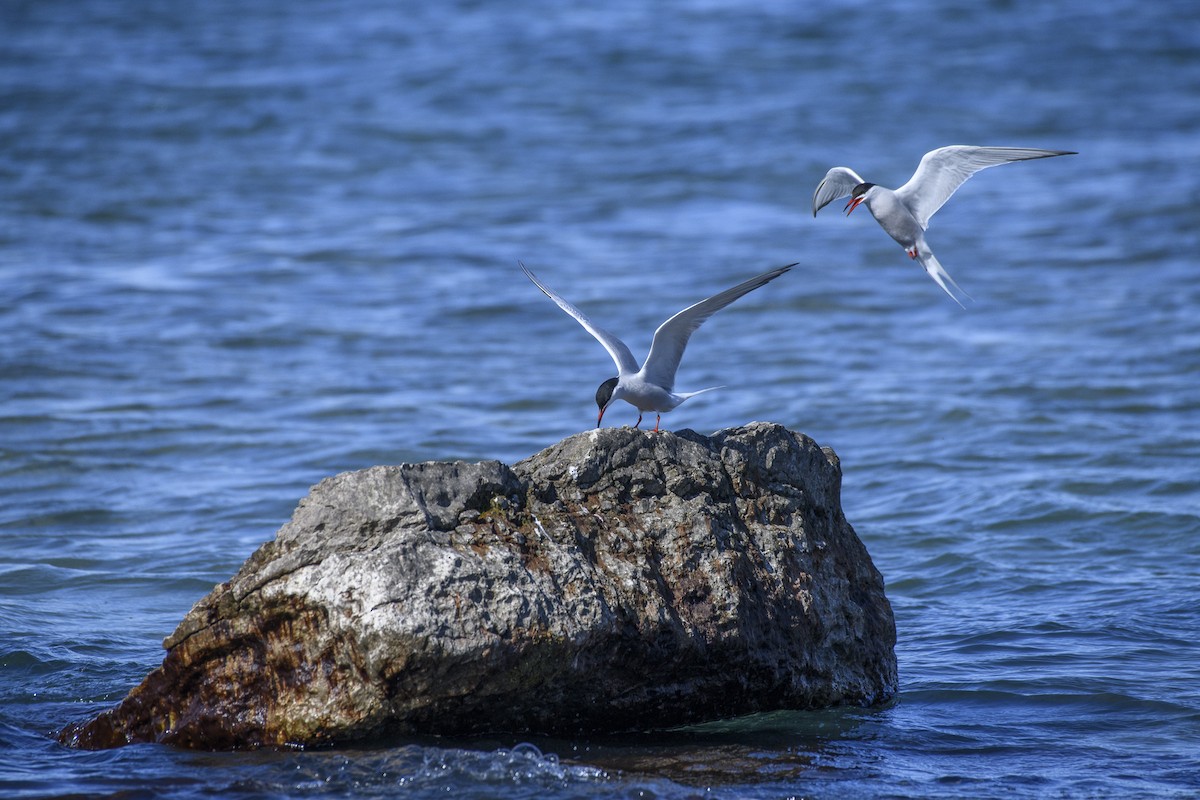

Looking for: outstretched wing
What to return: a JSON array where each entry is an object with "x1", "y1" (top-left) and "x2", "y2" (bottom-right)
[
  {"x1": 896, "y1": 146, "x2": 1076, "y2": 230},
  {"x1": 641, "y1": 264, "x2": 796, "y2": 392},
  {"x1": 812, "y1": 166, "x2": 866, "y2": 216},
  {"x1": 521, "y1": 264, "x2": 640, "y2": 376}
]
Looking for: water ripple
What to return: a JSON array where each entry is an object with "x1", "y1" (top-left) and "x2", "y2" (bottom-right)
[{"x1": 3, "y1": 0, "x2": 1200, "y2": 798}]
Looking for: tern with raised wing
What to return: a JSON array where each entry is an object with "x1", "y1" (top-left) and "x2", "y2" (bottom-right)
[
  {"x1": 522, "y1": 263, "x2": 794, "y2": 431},
  {"x1": 812, "y1": 145, "x2": 1076, "y2": 307}
]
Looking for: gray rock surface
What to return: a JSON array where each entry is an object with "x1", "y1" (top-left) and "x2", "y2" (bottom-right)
[{"x1": 61, "y1": 422, "x2": 897, "y2": 750}]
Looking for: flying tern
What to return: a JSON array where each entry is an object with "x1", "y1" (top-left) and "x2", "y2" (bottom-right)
[
  {"x1": 521, "y1": 263, "x2": 795, "y2": 431},
  {"x1": 812, "y1": 145, "x2": 1076, "y2": 307}
]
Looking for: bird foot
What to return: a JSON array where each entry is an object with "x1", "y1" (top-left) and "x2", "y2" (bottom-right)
[{"x1": 907, "y1": 247, "x2": 919, "y2": 260}]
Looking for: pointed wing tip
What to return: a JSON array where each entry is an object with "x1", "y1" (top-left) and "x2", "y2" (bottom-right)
[
  {"x1": 765, "y1": 263, "x2": 798, "y2": 282},
  {"x1": 1012, "y1": 147, "x2": 1079, "y2": 160},
  {"x1": 520, "y1": 263, "x2": 559, "y2": 303},
  {"x1": 811, "y1": 167, "x2": 863, "y2": 216},
  {"x1": 519, "y1": 262, "x2": 543, "y2": 286}
]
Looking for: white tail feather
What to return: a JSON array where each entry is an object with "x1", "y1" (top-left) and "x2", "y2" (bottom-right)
[
  {"x1": 916, "y1": 252, "x2": 972, "y2": 308},
  {"x1": 677, "y1": 386, "x2": 724, "y2": 401}
]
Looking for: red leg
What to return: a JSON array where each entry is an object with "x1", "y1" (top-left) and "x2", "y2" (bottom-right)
[
  {"x1": 634, "y1": 413, "x2": 642, "y2": 429},
  {"x1": 653, "y1": 414, "x2": 661, "y2": 432}
]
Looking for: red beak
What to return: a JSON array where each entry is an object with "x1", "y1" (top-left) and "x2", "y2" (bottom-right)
[
  {"x1": 596, "y1": 407, "x2": 605, "y2": 428},
  {"x1": 844, "y1": 196, "x2": 864, "y2": 215}
]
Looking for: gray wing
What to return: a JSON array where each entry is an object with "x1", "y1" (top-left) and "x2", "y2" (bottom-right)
[
  {"x1": 641, "y1": 264, "x2": 795, "y2": 392},
  {"x1": 812, "y1": 166, "x2": 866, "y2": 216},
  {"x1": 521, "y1": 265, "x2": 640, "y2": 376},
  {"x1": 895, "y1": 146, "x2": 1076, "y2": 230}
]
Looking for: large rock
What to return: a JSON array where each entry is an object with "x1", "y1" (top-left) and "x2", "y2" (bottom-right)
[{"x1": 60, "y1": 422, "x2": 897, "y2": 750}]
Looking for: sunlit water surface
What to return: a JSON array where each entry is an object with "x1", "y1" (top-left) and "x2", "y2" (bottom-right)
[{"x1": 3, "y1": 1, "x2": 1199, "y2": 797}]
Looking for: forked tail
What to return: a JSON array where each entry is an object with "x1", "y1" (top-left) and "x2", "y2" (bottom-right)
[
  {"x1": 916, "y1": 251, "x2": 972, "y2": 309},
  {"x1": 677, "y1": 386, "x2": 724, "y2": 402}
]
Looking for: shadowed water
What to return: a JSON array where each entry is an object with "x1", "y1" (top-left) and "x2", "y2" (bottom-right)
[{"x1": 3, "y1": 0, "x2": 1199, "y2": 797}]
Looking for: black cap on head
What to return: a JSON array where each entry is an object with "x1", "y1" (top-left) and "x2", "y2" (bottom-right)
[
  {"x1": 595, "y1": 377, "x2": 619, "y2": 428},
  {"x1": 595, "y1": 377, "x2": 618, "y2": 410},
  {"x1": 851, "y1": 182, "x2": 874, "y2": 198}
]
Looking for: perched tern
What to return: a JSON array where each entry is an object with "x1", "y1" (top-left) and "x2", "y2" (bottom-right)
[
  {"x1": 521, "y1": 263, "x2": 795, "y2": 431},
  {"x1": 812, "y1": 146, "x2": 1076, "y2": 307}
]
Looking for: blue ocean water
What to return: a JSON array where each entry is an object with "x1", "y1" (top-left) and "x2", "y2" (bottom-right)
[{"x1": 3, "y1": 0, "x2": 1199, "y2": 797}]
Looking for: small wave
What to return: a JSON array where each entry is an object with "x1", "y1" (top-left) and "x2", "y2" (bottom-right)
[
  {"x1": 406, "y1": 742, "x2": 610, "y2": 790},
  {"x1": 257, "y1": 743, "x2": 611, "y2": 796}
]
